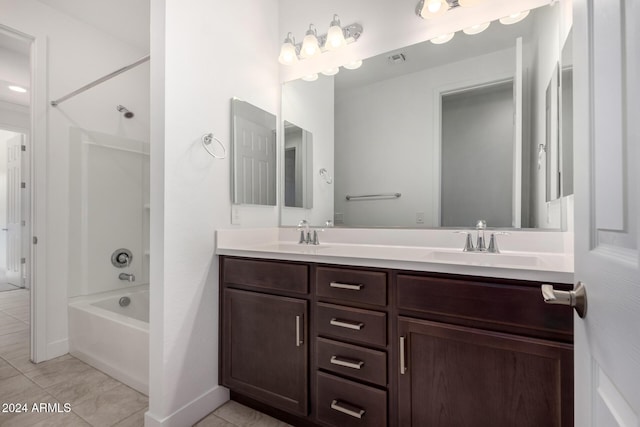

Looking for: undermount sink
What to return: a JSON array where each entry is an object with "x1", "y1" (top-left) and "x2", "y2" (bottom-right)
[
  {"x1": 423, "y1": 250, "x2": 543, "y2": 267},
  {"x1": 253, "y1": 242, "x2": 331, "y2": 253}
]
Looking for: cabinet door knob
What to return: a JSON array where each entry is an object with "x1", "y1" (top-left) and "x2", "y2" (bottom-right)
[
  {"x1": 330, "y1": 355, "x2": 364, "y2": 370},
  {"x1": 541, "y1": 281, "x2": 587, "y2": 318},
  {"x1": 330, "y1": 399, "x2": 365, "y2": 419},
  {"x1": 329, "y1": 281, "x2": 363, "y2": 291},
  {"x1": 330, "y1": 318, "x2": 364, "y2": 330}
]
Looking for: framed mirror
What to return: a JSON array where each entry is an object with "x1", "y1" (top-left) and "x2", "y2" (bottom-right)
[
  {"x1": 284, "y1": 121, "x2": 313, "y2": 208},
  {"x1": 281, "y1": 3, "x2": 572, "y2": 229},
  {"x1": 231, "y1": 98, "x2": 277, "y2": 206}
]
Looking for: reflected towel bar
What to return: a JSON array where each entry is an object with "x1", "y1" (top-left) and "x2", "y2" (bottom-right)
[{"x1": 346, "y1": 192, "x2": 401, "y2": 201}]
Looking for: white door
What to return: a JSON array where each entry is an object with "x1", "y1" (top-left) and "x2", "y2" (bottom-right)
[
  {"x1": 573, "y1": 0, "x2": 640, "y2": 425},
  {"x1": 6, "y1": 134, "x2": 23, "y2": 287}
]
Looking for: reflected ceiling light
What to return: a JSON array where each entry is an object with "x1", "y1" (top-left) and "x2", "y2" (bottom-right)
[
  {"x1": 325, "y1": 15, "x2": 347, "y2": 51},
  {"x1": 430, "y1": 33, "x2": 455, "y2": 44},
  {"x1": 279, "y1": 15, "x2": 363, "y2": 65},
  {"x1": 278, "y1": 33, "x2": 299, "y2": 65},
  {"x1": 8, "y1": 85, "x2": 27, "y2": 93},
  {"x1": 343, "y1": 59, "x2": 363, "y2": 70},
  {"x1": 463, "y1": 21, "x2": 490, "y2": 35},
  {"x1": 302, "y1": 73, "x2": 319, "y2": 82},
  {"x1": 300, "y1": 25, "x2": 320, "y2": 59},
  {"x1": 419, "y1": 0, "x2": 448, "y2": 19},
  {"x1": 321, "y1": 67, "x2": 340, "y2": 76},
  {"x1": 499, "y1": 10, "x2": 530, "y2": 25}
]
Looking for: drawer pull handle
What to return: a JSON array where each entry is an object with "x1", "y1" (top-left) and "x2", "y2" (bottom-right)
[
  {"x1": 331, "y1": 399, "x2": 365, "y2": 419},
  {"x1": 400, "y1": 336, "x2": 407, "y2": 374},
  {"x1": 330, "y1": 318, "x2": 364, "y2": 330},
  {"x1": 295, "y1": 315, "x2": 303, "y2": 347},
  {"x1": 329, "y1": 281, "x2": 363, "y2": 291},
  {"x1": 330, "y1": 355, "x2": 364, "y2": 370}
]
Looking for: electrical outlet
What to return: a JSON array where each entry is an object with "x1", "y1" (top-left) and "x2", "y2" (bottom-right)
[
  {"x1": 416, "y1": 212, "x2": 425, "y2": 224},
  {"x1": 231, "y1": 205, "x2": 241, "y2": 225},
  {"x1": 334, "y1": 213, "x2": 344, "y2": 225}
]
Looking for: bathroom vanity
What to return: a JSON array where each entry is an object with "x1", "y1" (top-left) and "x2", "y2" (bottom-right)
[{"x1": 217, "y1": 229, "x2": 574, "y2": 427}]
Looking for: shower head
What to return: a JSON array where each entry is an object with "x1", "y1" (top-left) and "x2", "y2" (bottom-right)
[{"x1": 117, "y1": 105, "x2": 134, "y2": 119}]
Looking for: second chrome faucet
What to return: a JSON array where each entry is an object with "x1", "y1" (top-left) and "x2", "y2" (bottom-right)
[{"x1": 458, "y1": 220, "x2": 507, "y2": 253}]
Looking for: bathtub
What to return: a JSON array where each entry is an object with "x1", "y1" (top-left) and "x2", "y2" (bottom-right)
[{"x1": 68, "y1": 285, "x2": 149, "y2": 395}]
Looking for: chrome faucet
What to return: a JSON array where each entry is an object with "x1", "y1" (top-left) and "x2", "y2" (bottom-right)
[
  {"x1": 487, "y1": 232, "x2": 509, "y2": 253},
  {"x1": 119, "y1": 273, "x2": 135, "y2": 282},
  {"x1": 297, "y1": 220, "x2": 310, "y2": 244},
  {"x1": 475, "y1": 220, "x2": 487, "y2": 252}
]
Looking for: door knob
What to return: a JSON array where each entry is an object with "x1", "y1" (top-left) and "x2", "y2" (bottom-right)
[{"x1": 541, "y1": 281, "x2": 587, "y2": 318}]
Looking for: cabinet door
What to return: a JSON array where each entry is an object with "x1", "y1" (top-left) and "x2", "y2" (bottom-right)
[
  {"x1": 222, "y1": 288, "x2": 308, "y2": 415},
  {"x1": 398, "y1": 317, "x2": 573, "y2": 427}
]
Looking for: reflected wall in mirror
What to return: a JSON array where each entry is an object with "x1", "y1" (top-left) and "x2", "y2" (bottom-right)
[
  {"x1": 281, "y1": 2, "x2": 573, "y2": 229},
  {"x1": 545, "y1": 63, "x2": 560, "y2": 202},
  {"x1": 560, "y1": 29, "x2": 574, "y2": 197},
  {"x1": 284, "y1": 121, "x2": 313, "y2": 208},
  {"x1": 231, "y1": 98, "x2": 277, "y2": 206}
]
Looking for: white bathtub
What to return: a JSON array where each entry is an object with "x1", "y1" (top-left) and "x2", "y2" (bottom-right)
[{"x1": 69, "y1": 285, "x2": 149, "y2": 395}]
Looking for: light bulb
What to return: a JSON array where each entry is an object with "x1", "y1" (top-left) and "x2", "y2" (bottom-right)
[
  {"x1": 420, "y1": 0, "x2": 448, "y2": 19},
  {"x1": 462, "y1": 22, "x2": 490, "y2": 35},
  {"x1": 302, "y1": 74, "x2": 319, "y2": 82},
  {"x1": 321, "y1": 67, "x2": 340, "y2": 76},
  {"x1": 325, "y1": 15, "x2": 346, "y2": 51},
  {"x1": 499, "y1": 10, "x2": 530, "y2": 25},
  {"x1": 278, "y1": 33, "x2": 298, "y2": 65},
  {"x1": 343, "y1": 59, "x2": 363, "y2": 70},
  {"x1": 430, "y1": 33, "x2": 455, "y2": 44},
  {"x1": 300, "y1": 25, "x2": 320, "y2": 59}
]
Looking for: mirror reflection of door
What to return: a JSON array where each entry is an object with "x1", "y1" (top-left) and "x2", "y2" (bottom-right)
[
  {"x1": 284, "y1": 121, "x2": 313, "y2": 209},
  {"x1": 440, "y1": 82, "x2": 515, "y2": 228}
]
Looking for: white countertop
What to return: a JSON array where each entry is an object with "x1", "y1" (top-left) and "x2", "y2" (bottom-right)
[{"x1": 216, "y1": 228, "x2": 574, "y2": 284}]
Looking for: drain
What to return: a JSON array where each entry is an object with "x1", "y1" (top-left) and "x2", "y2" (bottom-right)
[{"x1": 119, "y1": 296, "x2": 131, "y2": 307}]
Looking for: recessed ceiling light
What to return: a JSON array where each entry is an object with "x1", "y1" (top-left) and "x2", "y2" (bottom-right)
[
  {"x1": 8, "y1": 85, "x2": 27, "y2": 93},
  {"x1": 302, "y1": 74, "x2": 319, "y2": 82},
  {"x1": 343, "y1": 60, "x2": 363, "y2": 70},
  {"x1": 430, "y1": 33, "x2": 455, "y2": 45},
  {"x1": 499, "y1": 10, "x2": 530, "y2": 25},
  {"x1": 321, "y1": 68, "x2": 340, "y2": 76}
]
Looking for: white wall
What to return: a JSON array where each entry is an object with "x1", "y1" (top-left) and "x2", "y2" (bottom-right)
[
  {"x1": 147, "y1": 0, "x2": 280, "y2": 425},
  {"x1": 0, "y1": 0, "x2": 149, "y2": 359},
  {"x1": 334, "y1": 48, "x2": 514, "y2": 227},
  {"x1": 281, "y1": 76, "x2": 334, "y2": 227}
]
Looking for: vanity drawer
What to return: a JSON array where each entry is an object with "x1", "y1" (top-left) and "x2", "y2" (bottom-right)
[
  {"x1": 317, "y1": 337, "x2": 387, "y2": 386},
  {"x1": 397, "y1": 274, "x2": 573, "y2": 339},
  {"x1": 317, "y1": 303, "x2": 386, "y2": 347},
  {"x1": 222, "y1": 257, "x2": 308, "y2": 295},
  {"x1": 316, "y1": 371, "x2": 387, "y2": 427},
  {"x1": 316, "y1": 267, "x2": 387, "y2": 307}
]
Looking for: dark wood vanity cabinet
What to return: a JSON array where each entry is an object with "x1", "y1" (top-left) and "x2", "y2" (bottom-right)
[
  {"x1": 219, "y1": 257, "x2": 573, "y2": 427},
  {"x1": 396, "y1": 273, "x2": 574, "y2": 427}
]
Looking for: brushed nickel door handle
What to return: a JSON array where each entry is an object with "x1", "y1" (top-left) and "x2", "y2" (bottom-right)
[
  {"x1": 330, "y1": 318, "x2": 364, "y2": 330},
  {"x1": 330, "y1": 399, "x2": 365, "y2": 419},
  {"x1": 541, "y1": 281, "x2": 587, "y2": 318},
  {"x1": 330, "y1": 355, "x2": 364, "y2": 370},
  {"x1": 400, "y1": 336, "x2": 407, "y2": 374},
  {"x1": 295, "y1": 315, "x2": 303, "y2": 347}
]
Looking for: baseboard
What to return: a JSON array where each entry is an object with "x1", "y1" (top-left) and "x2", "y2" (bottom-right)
[
  {"x1": 46, "y1": 338, "x2": 68, "y2": 360},
  {"x1": 144, "y1": 386, "x2": 230, "y2": 427}
]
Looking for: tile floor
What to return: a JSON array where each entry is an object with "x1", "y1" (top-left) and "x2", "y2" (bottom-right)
[{"x1": 0, "y1": 290, "x2": 291, "y2": 427}]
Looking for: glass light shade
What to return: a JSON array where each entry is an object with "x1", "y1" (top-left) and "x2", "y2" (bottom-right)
[
  {"x1": 321, "y1": 67, "x2": 340, "y2": 76},
  {"x1": 430, "y1": 33, "x2": 455, "y2": 44},
  {"x1": 458, "y1": 0, "x2": 484, "y2": 6},
  {"x1": 325, "y1": 25, "x2": 346, "y2": 51},
  {"x1": 8, "y1": 85, "x2": 27, "y2": 93},
  {"x1": 420, "y1": 0, "x2": 448, "y2": 19},
  {"x1": 300, "y1": 33, "x2": 320, "y2": 59},
  {"x1": 302, "y1": 74, "x2": 319, "y2": 82},
  {"x1": 343, "y1": 59, "x2": 363, "y2": 70},
  {"x1": 499, "y1": 10, "x2": 530, "y2": 25},
  {"x1": 278, "y1": 42, "x2": 298, "y2": 65},
  {"x1": 462, "y1": 22, "x2": 490, "y2": 35}
]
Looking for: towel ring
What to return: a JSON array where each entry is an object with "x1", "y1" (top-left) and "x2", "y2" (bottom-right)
[{"x1": 201, "y1": 133, "x2": 227, "y2": 159}]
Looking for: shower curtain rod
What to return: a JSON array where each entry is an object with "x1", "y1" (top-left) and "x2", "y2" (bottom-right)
[{"x1": 50, "y1": 54, "x2": 150, "y2": 107}]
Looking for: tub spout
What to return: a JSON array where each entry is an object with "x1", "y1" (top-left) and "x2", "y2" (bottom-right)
[{"x1": 119, "y1": 273, "x2": 135, "y2": 282}]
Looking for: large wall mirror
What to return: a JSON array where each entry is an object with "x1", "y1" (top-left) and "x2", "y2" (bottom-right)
[
  {"x1": 231, "y1": 98, "x2": 277, "y2": 206},
  {"x1": 281, "y1": 2, "x2": 573, "y2": 229}
]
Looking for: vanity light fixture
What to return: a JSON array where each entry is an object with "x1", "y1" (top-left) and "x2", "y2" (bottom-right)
[
  {"x1": 430, "y1": 33, "x2": 455, "y2": 44},
  {"x1": 343, "y1": 59, "x2": 363, "y2": 70},
  {"x1": 499, "y1": 10, "x2": 531, "y2": 25},
  {"x1": 279, "y1": 15, "x2": 363, "y2": 65},
  {"x1": 300, "y1": 25, "x2": 320, "y2": 59},
  {"x1": 302, "y1": 73, "x2": 319, "y2": 82},
  {"x1": 278, "y1": 32, "x2": 299, "y2": 65},
  {"x1": 321, "y1": 67, "x2": 340, "y2": 76},
  {"x1": 419, "y1": 0, "x2": 448, "y2": 19},
  {"x1": 8, "y1": 85, "x2": 27, "y2": 93},
  {"x1": 457, "y1": 0, "x2": 486, "y2": 6},
  {"x1": 463, "y1": 21, "x2": 490, "y2": 35}
]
